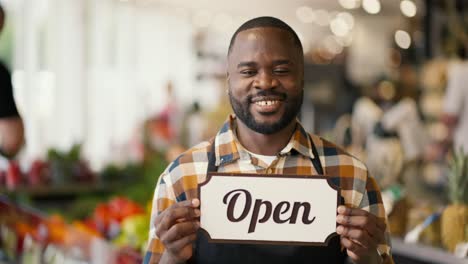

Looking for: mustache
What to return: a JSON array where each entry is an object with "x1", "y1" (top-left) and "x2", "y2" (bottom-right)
[{"x1": 247, "y1": 90, "x2": 287, "y2": 103}]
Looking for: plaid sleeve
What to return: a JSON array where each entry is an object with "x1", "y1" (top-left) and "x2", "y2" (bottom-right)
[
  {"x1": 143, "y1": 171, "x2": 177, "y2": 264},
  {"x1": 360, "y1": 175, "x2": 395, "y2": 264}
]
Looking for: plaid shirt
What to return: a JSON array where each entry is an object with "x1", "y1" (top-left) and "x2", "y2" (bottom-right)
[{"x1": 144, "y1": 115, "x2": 394, "y2": 263}]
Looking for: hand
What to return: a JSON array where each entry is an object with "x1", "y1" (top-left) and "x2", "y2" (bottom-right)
[
  {"x1": 336, "y1": 206, "x2": 386, "y2": 264},
  {"x1": 155, "y1": 199, "x2": 201, "y2": 264}
]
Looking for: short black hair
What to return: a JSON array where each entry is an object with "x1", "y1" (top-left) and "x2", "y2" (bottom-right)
[{"x1": 228, "y1": 16, "x2": 303, "y2": 56}]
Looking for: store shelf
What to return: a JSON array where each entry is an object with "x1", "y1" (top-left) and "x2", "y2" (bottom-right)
[
  {"x1": 392, "y1": 237, "x2": 467, "y2": 264},
  {"x1": 0, "y1": 182, "x2": 120, "y2": 199}
]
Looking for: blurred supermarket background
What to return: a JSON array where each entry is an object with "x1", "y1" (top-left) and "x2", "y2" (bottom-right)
[{"x1": 0, "y1": 0, "x2": 467, "y2": 263}]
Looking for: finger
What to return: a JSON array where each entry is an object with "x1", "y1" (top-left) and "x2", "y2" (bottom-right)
[
  {"x1": 157, "y1": 207, "x2": 200, "y2": 235},
  {"x1": 337, "y1": 206, "x2": 372, "y2": 217},
  {"x1": 155, "y1": 199, "x2": 200, "y2": 226},
  {"x1": 340, "y1": 237, "x2": 368, "y2": 261},
  {"x1": 336, "y1": 215, "x2": 386, "y2": 245},
  {"x1": 161, "y1": 221, "x2": 200, "y2": 245},
  {"x1": 337, "y1": 207, "x2": 386, "y2": 230},
  {"x1": 336, "y1": 215, "x2": 380, "y2": 233},
  {"x1": 165, "y1": 233, "x2": 197, "y2": 253},
  {"x1": 156, "y1": 206, "x2": 200, "y2": 238},
  {"x1": 336, "y1": 225, "x2": 374, "y2": 249}
]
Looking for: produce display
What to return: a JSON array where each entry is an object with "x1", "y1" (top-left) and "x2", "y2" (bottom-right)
[
  {"x1": 0, "y1": 144, "x2": 95, "y2": 190},
  {"x1": 0, "y1": 143, "x2": 168, "y2": 263},
  {"x1": 0, "y1": 196, "x2": 148, "y2": 263},
  {"x1": 441, "y1": 150, "x2": 468, "y2": 253}
]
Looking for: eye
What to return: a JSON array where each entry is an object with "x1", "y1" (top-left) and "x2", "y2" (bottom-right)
[
  {"x1": 240, "y1": 69, "x2": 257, "y2": 76},
  {"x1": 273, "y1": 68, "x2": 290, "y2": 75}
]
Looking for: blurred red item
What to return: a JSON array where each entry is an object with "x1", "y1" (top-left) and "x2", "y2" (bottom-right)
[
  {"x1": 28, "y1": 159, "x2": 49, "y2": 185},
  {"x1": 72, "y1": 161, "x2": 94, "y2": 183},
  {"x1": 83, "y1": 218, "x2": 101, "y2": 235},
  {"x1": 108, "y1": 197, "x2": 144, "y2": 223},
  {"x1": 93, "y1": 203, "x2": 112, "y2": 233},
  {"x1": 116, "y1": 246, "x2": 143, "y2": 264},
  {"x1": 6, "y1": 160, "x2": 22, "y2": 190}
]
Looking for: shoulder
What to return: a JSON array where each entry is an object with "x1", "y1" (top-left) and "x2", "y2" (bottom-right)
[
  {"x1": 160, "y1": 139, "x2": 213, "y2": 184},
  {"x1": 312, "y1": 135, "x2": 379, "y2": 208},
  {"x1": 311, "y1": 134, "x2": 368, "y2": 178}
]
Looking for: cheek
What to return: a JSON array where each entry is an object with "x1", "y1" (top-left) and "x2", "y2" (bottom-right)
[
  {"x1": 279, "y1": 78, "x2": 301, "y2": 93},
  {"x1": 229, "y1": 77, "x2": 252, "y2": 96}
]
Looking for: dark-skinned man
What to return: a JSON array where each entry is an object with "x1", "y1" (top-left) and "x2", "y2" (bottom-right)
[
  {"x1": 0, "y1": 4, "x2": 24, "y2": 158},
  {"x1": 144, "y1": 17, "x2": 394, "y2": 264}
]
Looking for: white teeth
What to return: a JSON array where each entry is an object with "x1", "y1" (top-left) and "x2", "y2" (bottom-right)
[{"x1": 255, "y1": 100, "x2": 278, "y2": 106}]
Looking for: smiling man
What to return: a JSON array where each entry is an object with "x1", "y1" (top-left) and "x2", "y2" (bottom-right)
[{"x1": 145, "y1": 17, "x2": 394, "y2": 264}]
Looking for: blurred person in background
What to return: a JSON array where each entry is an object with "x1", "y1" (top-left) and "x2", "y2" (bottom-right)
[
  {"x1": 351, "y1": 75, "x2": 427, "y2": 189},
  {"x1": 145, "y1": 16, "x2": 393, "y2": 264},
  {"x1": 442, "y1": 49, "x2": 468, "y2": 154},
  {"x1": 0, "y1": 3, "x2": 24, "y2": 159}
]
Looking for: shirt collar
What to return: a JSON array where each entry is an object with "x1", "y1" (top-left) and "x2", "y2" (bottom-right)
[{"x1": 214, "y1": 115, "x2": 315, "y2": 166}]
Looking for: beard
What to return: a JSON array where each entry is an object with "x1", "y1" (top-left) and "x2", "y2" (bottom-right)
[{"x1": 229, "y1": 89, "x2": 303, "y2": 135}]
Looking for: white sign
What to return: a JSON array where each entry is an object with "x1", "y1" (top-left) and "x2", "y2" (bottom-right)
[{"x1": 199, "y1": 173, "x2": 340, "y2": 246}]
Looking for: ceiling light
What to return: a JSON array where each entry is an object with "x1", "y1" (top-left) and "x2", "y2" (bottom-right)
[
  {"x1": 337, "y1": 12, "x2": 354, "y2": 29},
  {"x1": 362, "y1": 0, "x2": 381, "y2": 14},
  {"x1": 400, "y1": 0, "x2": 417, "y2": 17},
  {"x1": 330, "y1": 18, "x2": 349, "y2": 37},
  {"x1": 338, "y1": 0, "x2": 360, "y2": 9},
  {"x1": 395, "y1": 30, "x2": 411, "y2": 49}
]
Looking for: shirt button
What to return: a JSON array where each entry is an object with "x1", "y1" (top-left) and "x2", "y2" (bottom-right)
[{"x1": 266, "y1": 168, "x2": 273, "y2": 174}]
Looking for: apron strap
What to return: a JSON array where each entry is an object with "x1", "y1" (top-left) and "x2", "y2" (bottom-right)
[
  {"x1": 207, "y1": 140, "x2": 218, "y2": 173},
  {"x1": 308, "y1": 133, "x2": 324, "y2": 175}
]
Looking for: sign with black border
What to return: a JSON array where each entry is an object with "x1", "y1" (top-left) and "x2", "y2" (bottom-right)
[{"x1": 198, "y1": 173, "x2": 341, "y2": 246}]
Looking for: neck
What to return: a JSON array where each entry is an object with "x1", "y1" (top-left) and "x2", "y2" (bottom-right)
[{"x1": 235, "y1": 119, "x2": 297, "y2": 156}]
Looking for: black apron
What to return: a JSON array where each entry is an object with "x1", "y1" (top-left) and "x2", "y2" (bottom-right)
[{"x1": 189, "y1": 138, "x2": 347, "y2": 264}]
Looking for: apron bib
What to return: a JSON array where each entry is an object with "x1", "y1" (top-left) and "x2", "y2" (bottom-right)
[{"x1": 189, "y1": 139, "x2": 347, "y2": 264}]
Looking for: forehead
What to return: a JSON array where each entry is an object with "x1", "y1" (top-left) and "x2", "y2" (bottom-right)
[{"x1": 229, "y1": 27, "x2": 300, "y2": 63}]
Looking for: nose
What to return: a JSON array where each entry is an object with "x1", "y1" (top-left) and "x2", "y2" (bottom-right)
[{"x1": 253, "y1": 71, "x2": 278, "y2": 90}]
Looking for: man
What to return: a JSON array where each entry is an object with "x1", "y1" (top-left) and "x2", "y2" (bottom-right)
[
  {"x1": 0, "y1": 4, "x2": 24, "y2": 158},
  {"x1": 145, "y1": 17, "x2": 393, "y2": 264}
]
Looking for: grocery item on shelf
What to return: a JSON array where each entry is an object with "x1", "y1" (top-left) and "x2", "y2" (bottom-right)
[
  {"x1": 0, "y1": 196, "x2": 144, "y2": 263},
  {"x1": 0, "y1": 144, "x2": 96, "y2": 191},
  {"x1": 441, "y1": 150, "x2": 468, "y2": 252},
  {"x1": 47, "y1": 144, "x2": 94, "y2": 185}
]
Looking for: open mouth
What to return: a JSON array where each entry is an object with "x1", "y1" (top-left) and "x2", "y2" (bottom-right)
[
  {"x1": 251, "y1": 98, "x2": 283, "y2": 114},
  {"x1": 254, "y1": 100, "x2": 281, "y2": 106}
]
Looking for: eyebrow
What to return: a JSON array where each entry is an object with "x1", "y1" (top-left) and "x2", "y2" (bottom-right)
[
  {"x1": 237, "y1": 61, "x2": 257, "y2": 68},
  {"x1": 237, "y1": 59, "x2": 292, "y2": 68},
  {"x1": 272, "y1": 59, "x2": 291, "y2": 66}
]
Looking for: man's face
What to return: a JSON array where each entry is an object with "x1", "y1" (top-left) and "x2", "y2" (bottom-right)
[{"x1": 227, "y1": 27, "x2": 304, "y2": 135}]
